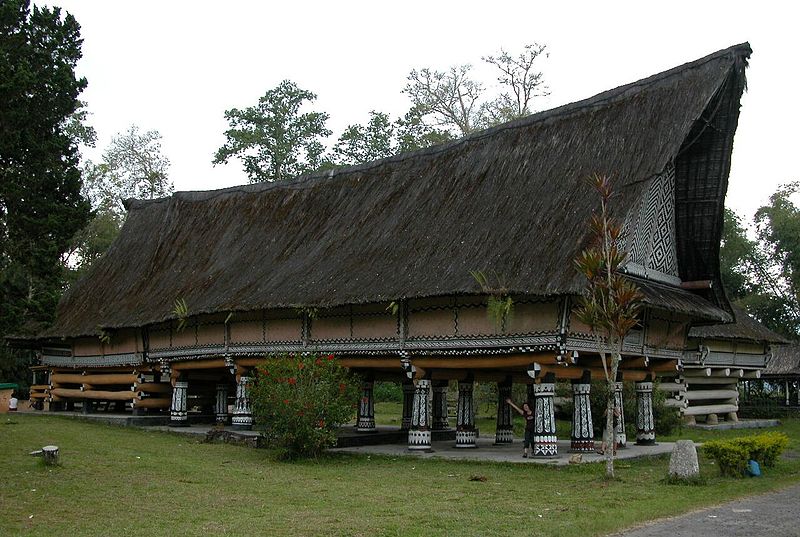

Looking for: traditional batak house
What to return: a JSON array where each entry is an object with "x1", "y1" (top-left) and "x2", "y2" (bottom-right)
[
  {"x1": 676, "y1": 304, "x2": 787, "y2": 424},
  {"x1": 759, "y1": 344, "x2": 800, "y2": 408},
  {"x1": 13, "y1": 43, "x2": 753, "y2": 455}
]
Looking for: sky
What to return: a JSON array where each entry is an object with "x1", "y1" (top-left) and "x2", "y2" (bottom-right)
[{"x1": 47, "y1": 0, "x2": 800, "y2": 221}]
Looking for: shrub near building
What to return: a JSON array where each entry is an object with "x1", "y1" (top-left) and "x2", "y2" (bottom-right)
[{"x1": 250, "y1": 353, "x2": 361, "y2": 459}]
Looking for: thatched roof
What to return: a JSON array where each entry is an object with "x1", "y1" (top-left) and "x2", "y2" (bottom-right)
[
  {"x1": 764, "y1": 344, "x2": 800, "y2": 377},
  {"x1": 41, "y1": 43, "x2": 751, "y2": 338},
  {"x1": 689, "y1": 304, "x2": 788, "y2": 344}
]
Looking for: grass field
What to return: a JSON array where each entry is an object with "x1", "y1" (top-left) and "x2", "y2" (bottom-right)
[{"x1": 2, "y1": 414, "x2": 799, "y2": 537}]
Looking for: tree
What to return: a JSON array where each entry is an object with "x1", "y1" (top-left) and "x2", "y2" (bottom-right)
[
  {"x1": 574, "y1": 174, "x2": 643, "y2": 478},
  {"x1": 403, "y1": 65, "x2": 486, "y2": 136},
  {"x1": 719, "y1": 185, "x2": 800, "y2": 339},
  {"x1": 83, "y1": 125, "x2": 173, "y2": 218},
  {"x1": 404, "y1": 43, "x2": 549, "y2": 137},
  {"x1": 482, "y1": 42, "x2": 549, "y2": 124},
  {"x1": 67, "y1": 125, "x2": 173, "y2": 281},
  {"x1": 213, "y1": 80, "x2": 331, "y2": 183},
  {"x1": 331, "y1": 108, "x2": 453, "y2": 167},
  {"x1": 0, "y1": 0, "x2": 91, "y2": 388},
  {"x1": 332, "y1": 111, "x2": 395, "y2": 166}
]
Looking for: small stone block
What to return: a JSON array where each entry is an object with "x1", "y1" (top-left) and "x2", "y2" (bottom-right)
[{"x1": 668, "y1": 440, "x2": 699, "y2": 480}]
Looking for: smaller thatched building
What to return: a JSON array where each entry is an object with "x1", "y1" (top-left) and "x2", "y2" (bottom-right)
[{"x1": 677, "y1": 305, "x2": 787, "y2": 424}]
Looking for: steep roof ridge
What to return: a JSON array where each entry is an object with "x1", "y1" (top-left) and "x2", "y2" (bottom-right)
[{"x1": 125, "y1": 42, "x2": 751, "y2": 211}]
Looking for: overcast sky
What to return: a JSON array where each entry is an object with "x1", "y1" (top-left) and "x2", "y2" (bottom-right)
[{"x1": 48, "y1": 0, "x2": 799, "y2": 220}]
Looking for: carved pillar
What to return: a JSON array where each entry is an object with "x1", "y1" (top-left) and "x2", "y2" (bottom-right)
[
  {"x1": 215, "y1": 383, "x2": 229, "y2": 424},
  {"x1": 635, "y1": 380, "x2": 655, "y2": 445},
  {"x1": 357, "y1": 380, "x2": 376, "y2": 432},
  {"x1": 570, "y1": 372, "x2": 594, "y2": 452},
  {"x1": 408, "y1": 379, "x2": 432, "y2": 451},
  {"x1": 613, "y1": 381, "x2": 627, "y2": 448},
  {"x1": 170, "y1": 377, "x2": 188, "y2": 427},
  {"x1": 401, "y1": 380, "x2": 414, "y2": 430},
  {"x1": 231, "y1": 375, "x2": 252, "y2": 430},
  {"x1": 455, "y1": 380, "x2": 477, "y2": 448},
  {"x1": 432, "y1": 380, "x2": 450, "y2": 431},
  {"x1": 495, "y1": 378, "x2": 514, "y2": 444},
  {"x1": 533, "y1": 373, "x2": 558, "y2": 457}
]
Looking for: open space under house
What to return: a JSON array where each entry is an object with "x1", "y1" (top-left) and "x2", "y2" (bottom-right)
[{"x1": 11, "y1": 42, "x2": 781, "y2": 456}]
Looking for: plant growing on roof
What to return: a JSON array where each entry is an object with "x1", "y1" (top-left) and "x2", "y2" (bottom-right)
[
  {"x1": 574, "y1": 173, "x2": 643, "y2": 479},
  {"x1": 470, "y1": 270, "x2": 514, "y2": 332},
  {"x1": 172, "y1": 297, "x2": 189, "y2": 332},
  {"x1": 96, "y1": 327, "x2": 112, "y2": 345}
]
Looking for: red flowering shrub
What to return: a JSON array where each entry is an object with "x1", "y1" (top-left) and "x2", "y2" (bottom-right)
[{"x1": 250, "y1": 352, "x2": 360, "y2": 459}]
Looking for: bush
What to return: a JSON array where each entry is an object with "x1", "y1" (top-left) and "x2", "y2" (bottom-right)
[
  {"x1": 702, "y1": 432, "x2": 790, "y2": 476},
  {"x1": 373, "y1": 381, "x2": 402, "y2": 403},
  {"x1": 250, "y1": 352, "x2": 361, "y2": 459}
]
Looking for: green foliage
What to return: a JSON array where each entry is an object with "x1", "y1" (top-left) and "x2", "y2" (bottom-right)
[
  {"x1": 720, "y1": 183, "x2": 800, "y2": 339},
  {"x1": 470, "y1": 270, "x2": 514, "y2": 332},
  {"x1": 213, "y1": 80, "x2": 331, "y2": 183},
  {"x1": 482, "y1": 43, "x2": 550, "y2": 123},
  {"x1": 373, "y1": 381, "x2": 403, "y2": 403},
  {"x1": 172, "y1": 298, "x2": 189, "y2": 332},
  {"x1": 332, "y1": 111, "x2": 396, "y2": 166},
  {"x1": 703, "y1": 432, "x2": 790, "y2": 477},
  {"x1": 0, "y1": 0, "x2": 91, "y2": 388},
  {"x1": 250, "y1": 352, "x2": 361, "y2": 459}
]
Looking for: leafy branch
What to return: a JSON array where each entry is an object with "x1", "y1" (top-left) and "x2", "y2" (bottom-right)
[{"x1": 173, "y1": 297, "x2": 189, "y2": 332}]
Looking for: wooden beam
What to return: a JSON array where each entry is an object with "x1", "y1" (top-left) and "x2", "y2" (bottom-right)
[
  {"x1": 131, "y1": 397, "x2": 171, "y2": 409},
  {"x1": 49, "y1": 388, "x2": 140, "y2": 401},
  {"x1": 134, "y1": 382, "x2": 171, "y2": 393},
  {"x1": 171, "y1": 359, "x2": 227, "y2": 371},
  {"x1": 683, "y1": 403, "x2": 738, "y2": 416},
  {"x1": 685, "y1": 389, "x2": 739, "y2": 401}
]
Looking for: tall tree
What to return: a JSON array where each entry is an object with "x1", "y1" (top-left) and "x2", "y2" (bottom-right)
[
  {"x1": 67, "y1": 125, "x2": 173, "y2": 282},
  {"x1": 331, "y1": 108, "x2": 453, "y2": 167},
  {"x1": 213, "y1": 80, "x2": 331, "y2": 183},
  {"x1": 83, "y1": 125, "x2": 172, "y2": 218},
  {"x1": 575, "y1": 174, "x2": 643, "y2": 478},
  {"x1": 332, "y1": 111, "x2": 395, "y2": 166},
  {"x1": 0, "y1": 0, "x2": 91, "y2": 386},
  {"x1": 404, "y1": 43, "x2": 549, "y2": 137},
  {"x1": 719, "y1": 186, "x2": 800, "y2": 340},
  {"x1": 482, "y1": 42, "x2": 549, "y2": 123}
]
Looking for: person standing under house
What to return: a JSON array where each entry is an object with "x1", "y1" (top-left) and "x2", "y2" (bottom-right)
[
  {"x1": 9, "y1": 392, "x2": 18, "y2": 412},
  {"x1": 506, "y1": 398, "x2": 535, "y2": 457}
]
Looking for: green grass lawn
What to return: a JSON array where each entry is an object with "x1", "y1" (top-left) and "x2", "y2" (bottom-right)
[{"x1": 2, "y1": 414, "x2": 799, "y2": 537}]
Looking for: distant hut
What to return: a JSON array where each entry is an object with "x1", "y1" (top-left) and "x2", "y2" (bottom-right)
[
  {"x1": 759, "y1": 344, "x2": 800, "y2": 408},
  {"x1": 679, "y1": 305, "x2": 788, "y2": 424},
  {"x1": 10, "y1": 43, "x2": 753, "y2": 453}
]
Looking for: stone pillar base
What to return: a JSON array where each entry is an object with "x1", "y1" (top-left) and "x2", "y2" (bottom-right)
[
  {"x1": 408, "y1": 429, "x2": 432, "y2": 451},
  {"x1": 455, "y1": 429, "x2": 477, "y2": 448}
]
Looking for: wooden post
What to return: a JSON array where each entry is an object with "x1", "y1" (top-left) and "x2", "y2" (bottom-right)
[
  {"x1": 169, "y1": 376, "x2": 188, "y2": 427},
  {"x1": 43, "y1": 445, "x2": 59, "y2": 465},
  {"x1": 635, "y1": 379, "x2": 656, "y2": 446},
  {"x1": 570, "y1": 370, "x2": 594, "y2": 452},
  {"x1": 494, "y1": 377, "x2": 513, "y2": 444},
  {"x1": 215, "y1": 383, "x2": 230, "y2": 425},
  {"x1": 613, "y1": 380, "x2": 627, "y2": 448},
  {"x1": 408, "y1": 379, "x2": 432, "y2": 451},
  {"x1": 454, "y1": 379, "x2": 476, "y2": 448},
  {"x1": 432, "y1": 380, "x2": 450, "y2": 432},
  {"x1": 400, "y1": 380, "x2": 414, "y2": 431},
  {"x1": 533, "y1": 372, "x2": 557, "y2": 457},
  {"x1": 231, "y1": 375, "x2": 252, "y2": 430},
  {"x1": 357, "y1": 379, "x2": 377, "y2": 432}
]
